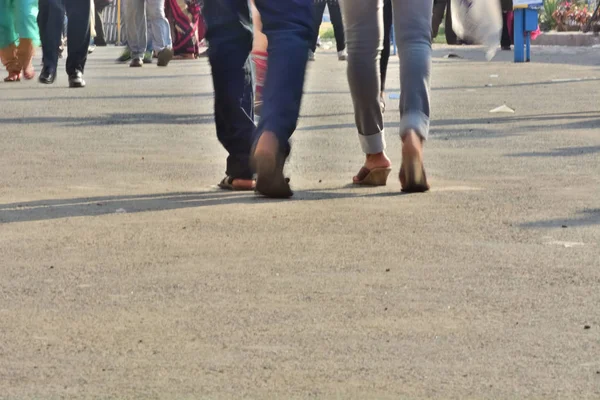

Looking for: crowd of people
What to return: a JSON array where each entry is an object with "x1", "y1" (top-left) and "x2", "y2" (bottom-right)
[
  {"x1": 1, "y1": 0, "x2": 516, "y2": 198},
  {"x1": 0, "y1": 0, "x2": 205, "y2": 84}
]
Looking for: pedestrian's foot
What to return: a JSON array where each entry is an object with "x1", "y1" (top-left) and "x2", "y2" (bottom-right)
[
  {"x1": 380, "y1": 91, "x2": 386, "y2": 113},
  {"x1": 22, "y1": 63, "x2": 35, "y2": 80},
  {"x1": 338, "y1": 49, "x2": 347, "y2": 61},
  {"x1": 157, "y1": 48, "x2": 174, "y2": 67},
  {"x1": 143, "y1": 51, "x2": 153, "y2": 64},
  {"x1": 353, "y1": 152, "x2": 392, "y2": 185},
  {"x1": 116, "y1": 49, "x2": 131, "y2": 63},
  {"x1": 88, "y1": 44, "x2": 96, "y2": 54},
  {"x1": 308, "y1": 50, "x2": 315, "y2": 61},
  {"x1": 130, "y1": 57, "x2": 143, "y2": 67},
  {"x1": 38, "y1": 65, "x2": 56, "y2": 84},
  {"x1": 501, "y1": 45, "x2": 512, "y2": 51},
  {"x1": 399, "y1": 130, "x2": 429, "y2": 193},
  {"x1": 218, "y1": 176, "x2": 255, "y2": 191},
  {"x1": 252, "y1": 131, "x2": 293, "y2": 198},
  {"x1": 4, "y1": 71, "x2": 21, "y2": 82},
  {"x1": 68, "y1": 70, "x2": 85, "y2": 88}
]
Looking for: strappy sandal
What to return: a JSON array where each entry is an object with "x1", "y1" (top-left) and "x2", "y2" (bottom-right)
[
  {"x1": 4, "y1": 72, "x2": 21, "y2": 82},
  {"x1": 353, "y1": 166, "x2": 392, "y2": 186},
  {"x1": 218, "y1": 176, "x2": 255, "y2": 191}
]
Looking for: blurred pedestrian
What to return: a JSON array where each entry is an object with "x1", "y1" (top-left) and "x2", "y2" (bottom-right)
[
  {"x1": 93, "y1": 0, "x2": 112, "y2": 46},
  {"x1": 309, "y1": 0, "x2": 346, "y2": 61},
  {"x1": 0, "y1": 0, "x2": 40, "y2": 82},
  {"x1": 124, "y1": 0, "x2": 173, "y2": 67},
  {"x1": 501, "y1": 0, "x2": 513, "y2": 50},
  {"x1": 380, "y1": 0, "x2": 392, "y2": 112},
  {"x1": 38, "y1": 0, "x2": 90, "y2": 87}
]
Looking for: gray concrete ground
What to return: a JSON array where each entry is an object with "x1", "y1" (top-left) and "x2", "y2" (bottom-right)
[{"x1": 0, "y1": 45, "x2": 599, "y2": 399}]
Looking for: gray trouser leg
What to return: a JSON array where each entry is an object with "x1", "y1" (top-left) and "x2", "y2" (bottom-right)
[
  {"x1": 125, "y1": 0, "x2": 146, "y2": 58},
  {"x1": 394, "y1": 0, "x2": 433, "y2": 140},
  {"x1": 339, "y1": 0, "x2": 385, "y2": 154},
  {"x1": 340, "y1": 0, "x2": 432, "y2": 153}
]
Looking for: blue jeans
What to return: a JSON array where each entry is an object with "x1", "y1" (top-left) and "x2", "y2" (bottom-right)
[{"x1": 202, "y1": 0, "x2": 313, "y2": 180}]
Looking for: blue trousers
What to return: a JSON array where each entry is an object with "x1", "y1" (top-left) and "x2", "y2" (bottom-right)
[
  {"x1": 202, "y1": 0, "x2": 313, "y2": 180},
  {"x1": 38, "y1": 0, "x2": 90, "y2": 74}
]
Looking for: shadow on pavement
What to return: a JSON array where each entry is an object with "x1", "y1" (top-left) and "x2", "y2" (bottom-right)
[
  {"x1": 0, "y1": 93, "x2": 214, "y2": 102},
  {"x1": 507, "y1": 145, "x2": 600, "y2": 158},
  {"x1": 520, "y1": 209, "x2": 600, "y2": 228},
  {"x1": 0, "y1": 189, "x2": 408, "y2": 224},
  {"x1": 0, "y1": 113, "x2": 214, "y2": 126}
]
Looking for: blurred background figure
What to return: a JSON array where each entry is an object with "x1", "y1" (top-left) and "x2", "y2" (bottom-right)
[
  {"x1": 310, "y1": 0, "x2": 346, "y2": 61},
  {"x1": 251, "y1": 0, "x2": 267, "y2": 121},
  {"x1": 93, "y1": 0, "x2": 112, "y2": 46},
  {"x1": 124, "y1": 0, "x2": 173, "y2": 67},
  {"x1": 165, "y1": 0, "x2": 205, "y2": 59},
  {"x1": 431, "y1": 0, "x2": 458, "y2": 44},
  {"x1": 501, "y1": 0, "x2": 513, "y2": 50},
  {"x1": 0, "y1": 0, "x2": 40, "y2": 82}
]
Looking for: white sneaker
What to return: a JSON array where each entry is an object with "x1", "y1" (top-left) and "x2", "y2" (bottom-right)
[
  {"x1": 338, "y1": 50, "x2": 347, "y2": 61},
  {"x1": 308, "y1": 50, "x2": 315, "y2": 61}
]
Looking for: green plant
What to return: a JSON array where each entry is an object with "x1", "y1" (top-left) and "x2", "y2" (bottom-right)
[{"x1": 540, "y1": 0, "x2": 559, "y2": 31}]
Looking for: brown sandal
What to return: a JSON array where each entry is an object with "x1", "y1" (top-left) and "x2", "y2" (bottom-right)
[
  {"x1": 399, "y1": 159, "x2": 429, "y2": 193},
  {"x1": 4, "y1": 72, "x2": 21, "y2": 82},
  {"x1": 353, "y1": 166, "x2": 392, "y2": 186},
  {"x1": 218, "y1": 176, "x2": 255, "y2": 191}
]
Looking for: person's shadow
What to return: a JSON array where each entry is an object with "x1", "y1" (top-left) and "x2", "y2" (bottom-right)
[{"x1": 0, "y1": 187, "x2": 406, "y2": 224}]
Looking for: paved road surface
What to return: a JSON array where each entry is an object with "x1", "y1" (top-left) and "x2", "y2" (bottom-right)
[{"x1": 1, "y1": 46, "x2": 599, "y2": 399}]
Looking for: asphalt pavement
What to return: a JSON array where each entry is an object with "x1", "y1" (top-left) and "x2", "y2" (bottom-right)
[{"x1": 0, "y1": 45, "x2": 599, "y2": 399}]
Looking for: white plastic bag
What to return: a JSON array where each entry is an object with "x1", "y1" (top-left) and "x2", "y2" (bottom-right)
[{"x1": 450, "y1": 0, "x2": 503, "y2": 61}]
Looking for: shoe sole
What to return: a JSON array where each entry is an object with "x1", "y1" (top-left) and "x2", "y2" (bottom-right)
[
  {"x1": 252, "y1": 151, "x2": 293, "y2": 199},
  {"x1": 157, "y1": 49, "x2": 173, "y2": 67},
  {"x1": 400, "y1": 158, "x2": 429, "y2": 193}
]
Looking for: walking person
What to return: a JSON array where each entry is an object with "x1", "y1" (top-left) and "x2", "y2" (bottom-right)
[
  {"x1": 431, "y1": 0, "x2": 458, "y2": 44},
  {"x1": 202, "y1": 0, "x2": 313, "y2": 198},
  {"x1": 0, "y1": 0, "x2": 39, "y2": 82},
  {"x1": 124, "y1": 0, "x2": 174, "y2": 67},
  {"x1": 309, "y1": 0, "x2": 346, "y2": 61},
  {"x1": 500, "y1": 0, "x2": 513, "y2": 50},
  {"x1": 340, "y1": 0, "x2": 432, "y2": 192},
  {"x1": 93, "y1": 0, "x2": 111, "y2": 46},
  {"x1": 379, "y1": 0, "x2": 392, "y2": 112},
  {"x1": 38, "y1": 0, "x2": 90, "y2": 87}
]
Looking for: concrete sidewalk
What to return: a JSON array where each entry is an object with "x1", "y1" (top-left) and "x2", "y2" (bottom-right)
[{"x1": 0, "y1": 46, "x2": 599, "y2": 399}]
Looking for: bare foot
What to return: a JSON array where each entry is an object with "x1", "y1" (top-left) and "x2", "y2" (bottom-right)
[
  {"x1": 353, "y1": 152, "x2": 392, "y2": 184},
  {"x1": 399, "y1": 130, "x2": 429, "y2": 192},
  {"x1": 218, "y1": 176, "x2": 255, "y2": 191},
  {"x1": 230, "y1": 179, "x2": 255, "y2": 190}
]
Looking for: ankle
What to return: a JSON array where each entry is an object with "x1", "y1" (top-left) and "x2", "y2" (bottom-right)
[{"x1": 364, "y1": 152, "x2": 391, "y2": 167}]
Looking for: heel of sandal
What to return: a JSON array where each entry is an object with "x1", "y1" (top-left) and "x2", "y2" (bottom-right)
[{"x1": 400, "y1": 159, "x2": 430, "y2": 193}]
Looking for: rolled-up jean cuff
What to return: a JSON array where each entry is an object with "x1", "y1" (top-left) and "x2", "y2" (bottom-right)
[
  {"x1": 359, "y1": 130, "x2": 386, "y2": 154},
  {"x1": 399, "y1": 111, "x2": 430, "y2": 141}
]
